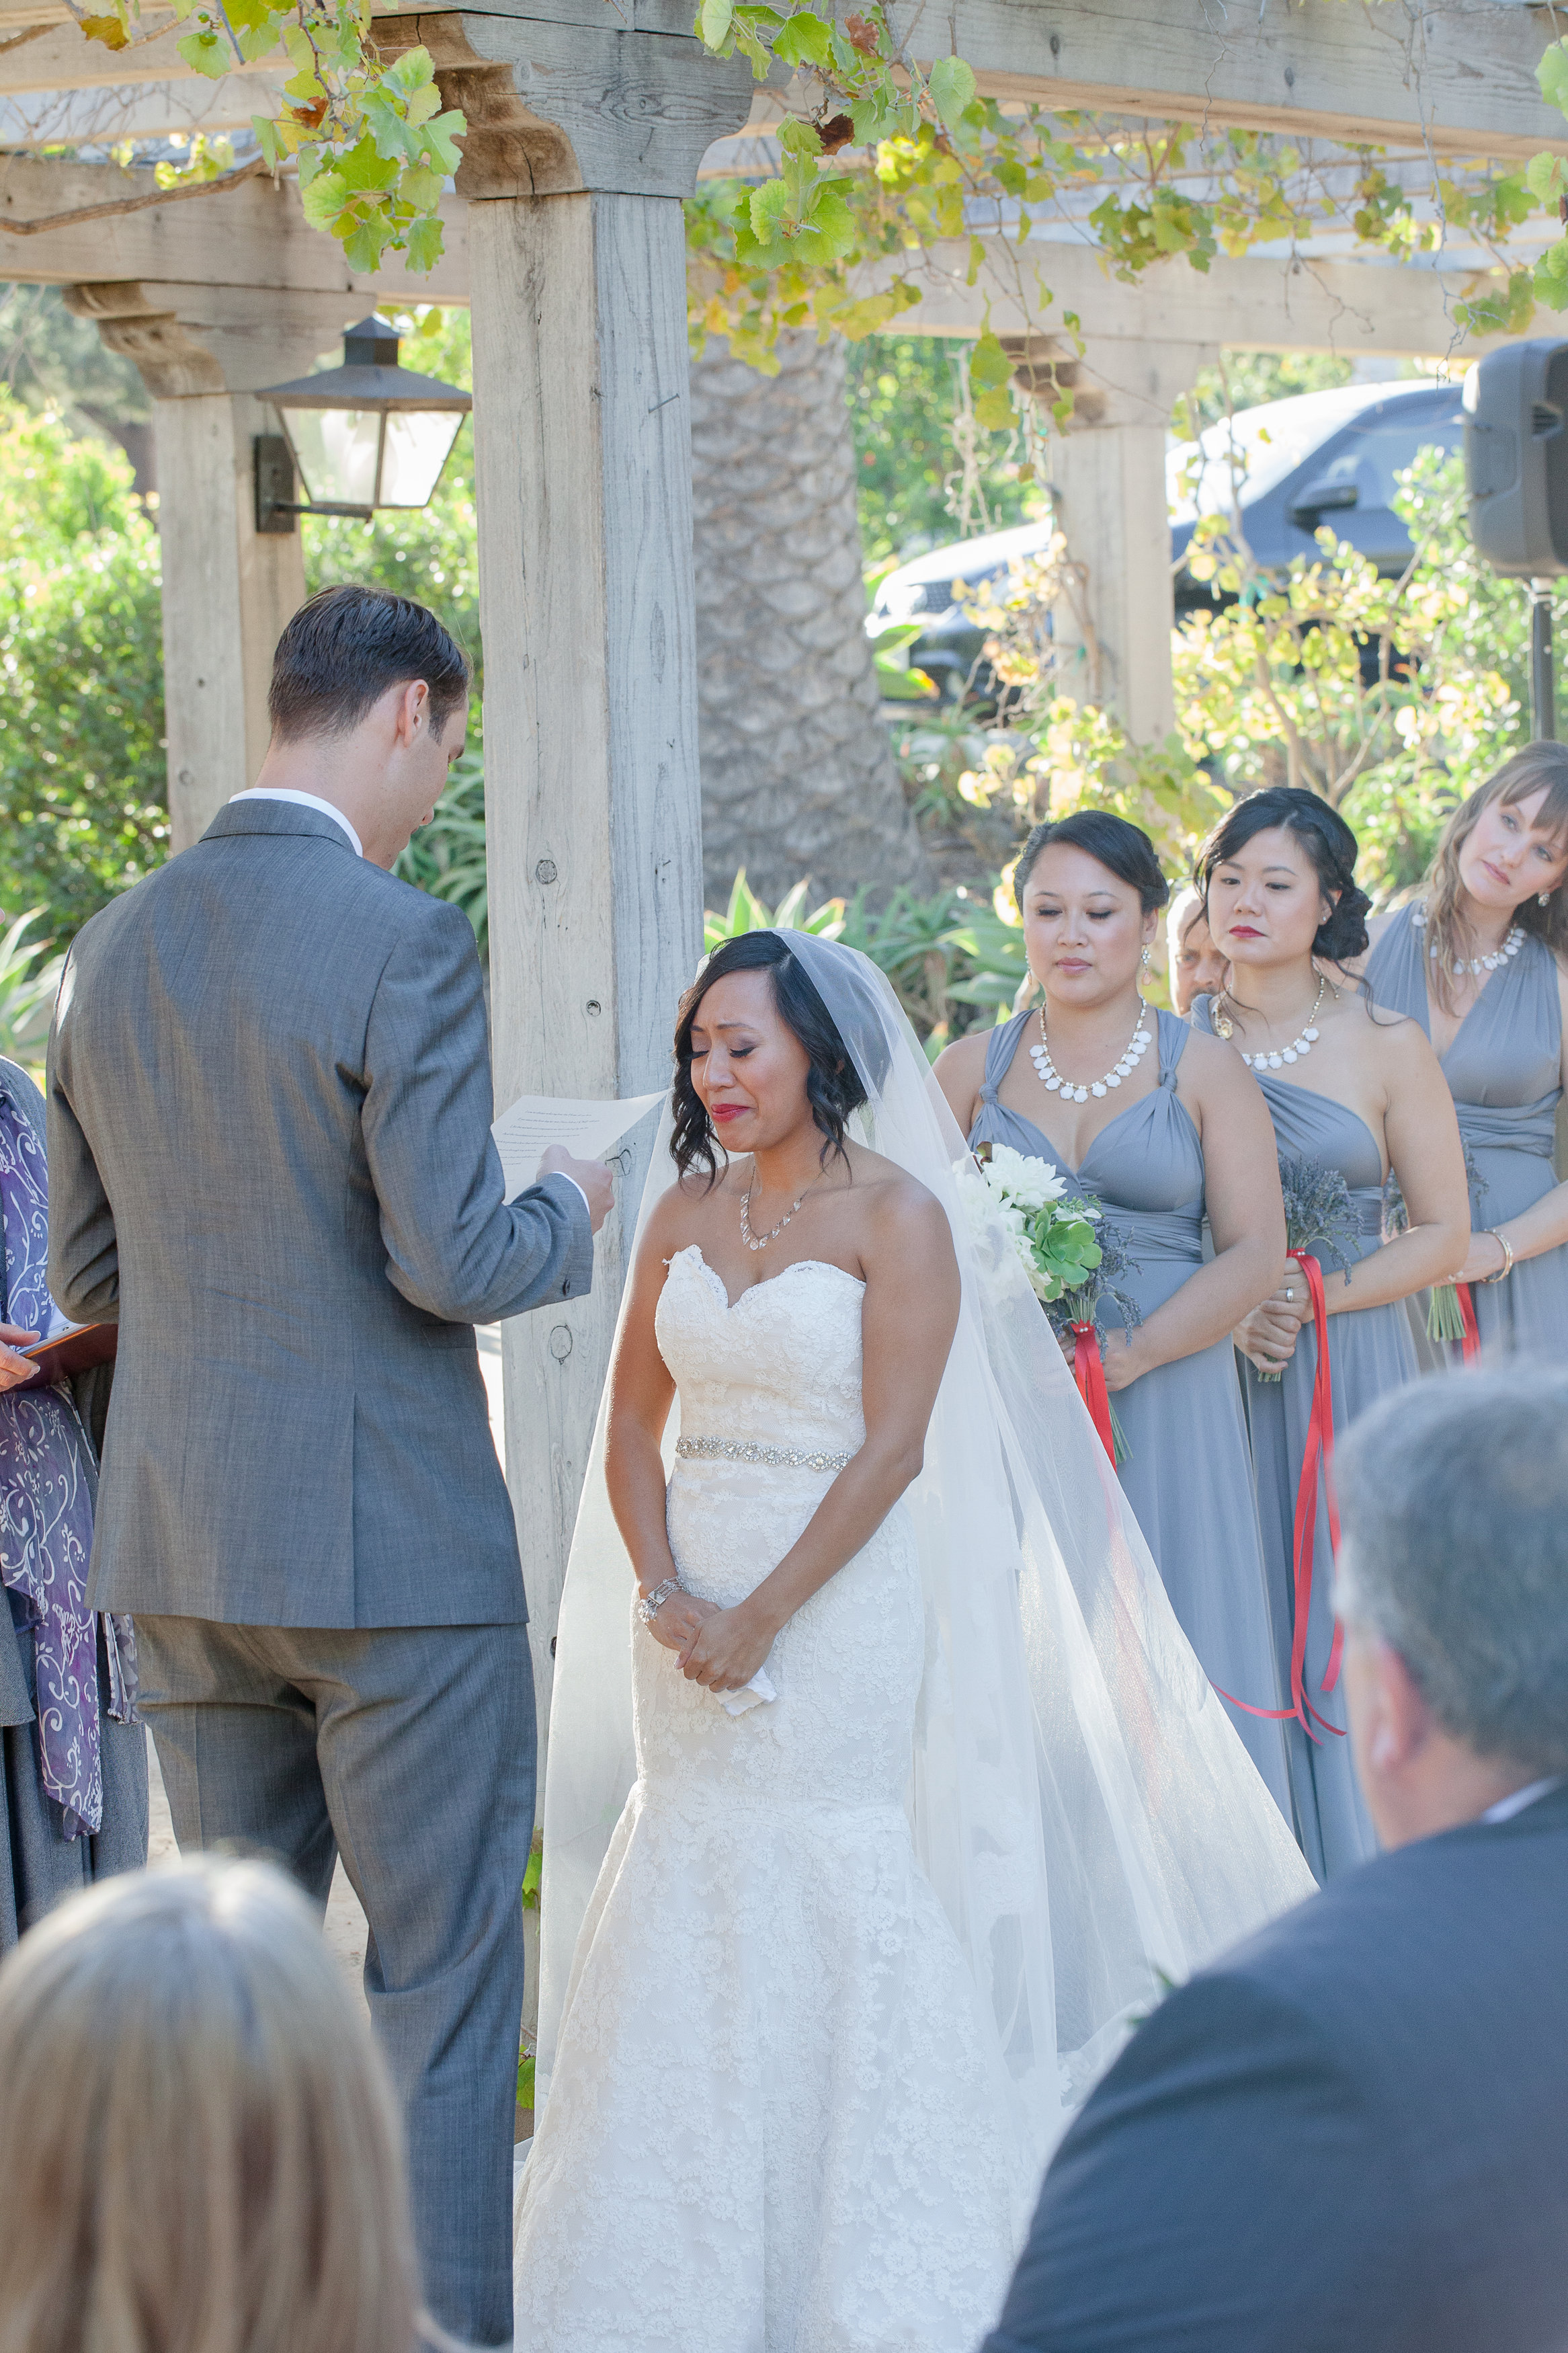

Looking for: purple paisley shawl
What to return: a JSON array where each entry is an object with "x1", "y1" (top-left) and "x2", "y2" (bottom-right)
[{"x1": 0, "y1": 1084, "x2": 134, "y2": 1838}]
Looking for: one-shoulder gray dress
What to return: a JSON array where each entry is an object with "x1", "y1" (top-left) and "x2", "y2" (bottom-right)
[
  {"x1": 1193, "y1": 998, "x2": 1416, "y2": 1880},
  {"x1": 971, "y1": 1009, "x2": 1290, "y2": 1816},
  {"x1": 1366, "y1": 901, "x2": 1568, "y2": 1360}
]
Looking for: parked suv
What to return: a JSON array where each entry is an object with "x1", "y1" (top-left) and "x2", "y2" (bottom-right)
[{"x1": 868, "y1": 378, "x2": 1466, "y2": 700}]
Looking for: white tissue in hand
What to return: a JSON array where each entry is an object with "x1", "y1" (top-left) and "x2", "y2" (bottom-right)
[{"x1": 720, "y1": 1668, "x2": 777, "y2": 1717}]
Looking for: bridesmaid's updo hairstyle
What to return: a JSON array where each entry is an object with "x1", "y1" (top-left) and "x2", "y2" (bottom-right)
[
  {"x1": 1198, "y1": 786, "x2": 1372, "y2": 962},
  {"x1": 1013, "y1": 810, "x2": 1169, "y2": 914},
  {"x1": 671, "y1": 930, "x2": 869, "y2": 1188}
]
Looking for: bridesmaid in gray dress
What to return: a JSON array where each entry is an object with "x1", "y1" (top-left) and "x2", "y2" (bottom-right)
[
  {"x1": 1197, "y1": 787, "x2": 1469, "y2": 1880},
  {"x1": 936, "y1": 811, "x2": 1292, "y2": 1814},
  {"x1": 1364, "y1": 745, "x2": 1568, "y2": 1357}
]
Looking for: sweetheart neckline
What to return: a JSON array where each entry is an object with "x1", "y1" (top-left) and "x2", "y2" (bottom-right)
[{"x1": 673, "y1": 1243, "x2": 867, "y2": 1316}]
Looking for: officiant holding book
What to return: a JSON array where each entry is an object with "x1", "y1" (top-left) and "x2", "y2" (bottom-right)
[
  {"x1": 0, "y1": 1056, "x2": 145, "y2": 1950},
  {"x1": 45, "y1": 585, "x2": 613, "y2": 2349}
]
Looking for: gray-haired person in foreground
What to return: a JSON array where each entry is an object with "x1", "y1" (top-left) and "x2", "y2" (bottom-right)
[
  {"x1": 983, "y1": 1362, "x2": 1568, "y2": 2353},
  {"x1": 46, "y1": 585, "x2": 613, "y2": 2348}
]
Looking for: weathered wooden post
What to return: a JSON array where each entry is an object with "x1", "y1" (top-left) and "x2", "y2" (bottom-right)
[
  {"x1": 404, "y1": 8, "x2": 752, "y2": 1749},
  {"x1": 1018, "y1": 335, "x2": 1214, "y2": 746},
  {"x1": 62, "y1": 283, "x2": 337, "y2": 846}
]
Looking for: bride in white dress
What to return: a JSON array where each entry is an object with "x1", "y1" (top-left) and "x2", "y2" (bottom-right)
[{"x1": 514, "y1": 931, "x2": 1312, "y2": 2351}]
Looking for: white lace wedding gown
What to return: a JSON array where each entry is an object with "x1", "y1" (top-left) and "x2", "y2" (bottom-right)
[{"x1": 512, "y1": 1244, "x2": 1032, "y2": 2351}]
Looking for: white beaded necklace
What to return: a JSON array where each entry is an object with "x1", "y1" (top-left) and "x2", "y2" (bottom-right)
[
  {"x1": 1411, "y1": 903, "x2": 1524, "y2": 978},
  {"x1": 1213, "y1": 973, "x2": 1327, "y2": 1069},
  {"x1": 1030, "y1": 999, "x2": 1152, "y2": 1104}
]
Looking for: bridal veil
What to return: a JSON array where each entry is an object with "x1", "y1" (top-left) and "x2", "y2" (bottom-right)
[{"x1": 536, "y1": 930, "x2": 1312, "y2": 2160}]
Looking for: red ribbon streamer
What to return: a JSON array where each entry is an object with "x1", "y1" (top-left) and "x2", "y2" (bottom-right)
[
  {"x1": 1456, "y1": 1280, "x2": 1481, "y2": 1365},
  {"x1": 1071, "y1": 1322, "x2": 1118, "y2": 1466},
  {"x1": 1215, "y1": 1250, "x2": 1346, "y2": 1744}
]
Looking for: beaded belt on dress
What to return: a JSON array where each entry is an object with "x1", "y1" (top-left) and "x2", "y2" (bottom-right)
[{"x1": 675, "y1": 1434, "x2": 852, "y2": 1473}]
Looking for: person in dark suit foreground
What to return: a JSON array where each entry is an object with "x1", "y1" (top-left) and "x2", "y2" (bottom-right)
[{"x1": 983, "y1": 1361, "x2": 1568, "y2": 2353}]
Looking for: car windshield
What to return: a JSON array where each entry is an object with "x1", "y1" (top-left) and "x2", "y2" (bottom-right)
[{"x1": 1167, "y1": 384, "x2": 1450, "y2": 524}]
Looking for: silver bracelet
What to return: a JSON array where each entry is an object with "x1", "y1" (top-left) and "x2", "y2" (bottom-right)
[
  {"x1": 637, "y1": 1576, "x2": 682, "y2": 1626},
  {"x1": 1483, "y1": 1228, "x2": 1515, "y2": 1284}
]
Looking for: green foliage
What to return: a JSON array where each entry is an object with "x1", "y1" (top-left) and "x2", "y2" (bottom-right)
[
  {"x1": 703, "y1": 866, "x2": 1019, "y2": 1045},
  {"x1": 520, "y1": 1831, "x2": 542, "y2": 1911},
  {"x1": 844, "y1": 334, "x2": 1033, "y2": 563},
  {"x1": 938, "y1": 444, "x2": 1542, "y2": 919},
  {"x1": 1172, "y1": 449, "x2": 1529, "y2": 899},
  {"x1": 394, "y1": 742, "x2": 489, "y2": 953},
  {"x1": 703, "y1": 869, "x2": 847, "y2": 948},
  {"x1": 81, "y1": 0, "x2": 463, "y2": 274},
  {"x1": 0, "y1": 910, "x2": 65, "y2": 1070},
  {"x1": 0, "y1": 283, "x2": 151, "y2": 450},
  {"x1": 686, "y1": 9, "x2": 1557, "y2": 399},
  {"x1": 0, "y1": 395, "x2": 168, "y2": 946}
]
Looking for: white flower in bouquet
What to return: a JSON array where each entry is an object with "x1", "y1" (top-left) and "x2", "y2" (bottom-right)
[{"x1": 981, "y1": 1143, "x2": 1070, "y2": 1213}]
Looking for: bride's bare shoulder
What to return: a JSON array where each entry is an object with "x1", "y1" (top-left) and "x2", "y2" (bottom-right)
[
  {"x1": 641, "y1": 1160, "x2": 743, "y2": 1252},
  {"x1": 845, "y1": 1146, "x2": 953, "y2": 1255}
]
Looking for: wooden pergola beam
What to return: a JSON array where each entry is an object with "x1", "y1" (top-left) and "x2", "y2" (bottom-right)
[
  {"x1": 0, "y1": 73, "x2": 284, "y2": 144},
  {"x1": 892, "y1": 238, "x2": 1516, "y2": 366},
  {"x1": 413, "y1": 0, "x2": 1568, "y2": 160},
  {"x1": 3, "y1": 0, "x2": 1563, "y2": 161},
  {"x1": 0, "y1": 156, "x2": 471, "y2": 301},
  {"x1": 1, "y1": 153, "x2": 1524, "y2": 381}
]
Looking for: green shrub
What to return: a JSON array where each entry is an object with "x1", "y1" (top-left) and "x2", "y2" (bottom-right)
[{"x1": 0, "y1": 395, "x2": 168, "y2": 945}]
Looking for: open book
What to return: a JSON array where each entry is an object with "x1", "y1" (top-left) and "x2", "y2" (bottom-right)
[{"x1": 16, "y1": 1321, "x2": 118, "y2": 1390}]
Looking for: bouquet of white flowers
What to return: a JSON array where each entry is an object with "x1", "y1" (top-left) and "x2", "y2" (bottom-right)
[
  {"x1": 964, "y1": 1142, "x2": 1102, "y2": 1304},
  {"x1": 965, "y1": 1142, "x2": 1139, "y2": 1464}
]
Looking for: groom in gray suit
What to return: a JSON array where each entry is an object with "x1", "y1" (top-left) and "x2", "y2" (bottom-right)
[{"x1": 46, "y1": 585, "x2": 612, "y2": 2345}]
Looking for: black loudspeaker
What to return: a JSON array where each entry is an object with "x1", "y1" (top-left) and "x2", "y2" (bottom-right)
[{"x1": 1464, "y1": 340, "x2": 1568, "y2": 575}]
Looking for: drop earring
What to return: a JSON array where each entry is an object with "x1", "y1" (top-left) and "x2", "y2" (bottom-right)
[
  {"x1": 1540, "y1": 891, "x2": 1551, "y2": 906},
  {"x1": 1140, "y1": 945, "x2": 1152, "y2": 969}
]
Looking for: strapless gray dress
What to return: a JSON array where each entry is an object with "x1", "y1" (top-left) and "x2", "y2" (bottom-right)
[
  {"x1": 1193, "y1": 997, "x2": 1416, "y2": 1880},
  {"x1": 971, "y1": 1010, "x2": 1290, "y2": 1815},
  {"x1": 1366, "y1": 901, "x2": 1568, "y2": 1361}
]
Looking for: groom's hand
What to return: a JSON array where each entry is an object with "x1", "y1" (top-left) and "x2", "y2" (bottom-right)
[{"x1": 538, "y1": 1145, "x2": 614, "y2": 1235}]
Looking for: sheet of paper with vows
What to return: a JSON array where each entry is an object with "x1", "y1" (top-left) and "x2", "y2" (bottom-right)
[{"x1": 491, "y1": 1092, "x2": 664, "y2": 1201}]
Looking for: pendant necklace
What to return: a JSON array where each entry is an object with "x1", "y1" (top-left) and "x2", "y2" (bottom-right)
[
  {"x1": 1213, "y1": 971, "x2": 1328, "y2": 1068},
  {"x1": 741, "y1": 1168, "x2": 821, "y2": 1252},
  {"x1": 1030, "y1": 998, "x2": 1152, "y2": 1103},
  {"x1": 1411, "y1": 903, "x2": 1524, "y2": 977}
]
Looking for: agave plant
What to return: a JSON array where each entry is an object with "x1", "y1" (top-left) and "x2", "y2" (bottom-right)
[
  {"x1": 0, "y1": 910, "x2": 65, "y2": 1070},
  {"x1": 702, "y1": 870, "x2": 847, "y2": 951}
]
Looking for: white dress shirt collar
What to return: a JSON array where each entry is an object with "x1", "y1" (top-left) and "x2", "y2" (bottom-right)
[
  {"x1": 229, "y1": 788, "x2": 364, "y2": 860},
  {"x1": 1481, "y1": 1776, "x2": 1563, "y2": 1826}
]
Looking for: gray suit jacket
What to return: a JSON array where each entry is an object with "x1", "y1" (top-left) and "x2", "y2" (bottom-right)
[{"x1": 46, "y1": 800, "x2": 593, "y2": 1629}]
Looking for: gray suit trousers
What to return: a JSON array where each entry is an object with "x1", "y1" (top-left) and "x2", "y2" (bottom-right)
[{"x1": 135, "y1": 1614, "x2": 533, "y2": 2348}]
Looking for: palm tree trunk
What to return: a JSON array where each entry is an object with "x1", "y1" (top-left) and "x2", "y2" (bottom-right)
[{"x1": 689, "y1": 331, "x2": 933, "y2": 911}]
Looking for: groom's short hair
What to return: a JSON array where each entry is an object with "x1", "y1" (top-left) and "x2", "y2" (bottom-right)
[{"x1": 269, "y1": 585, "x2": 470, "y2": 743}]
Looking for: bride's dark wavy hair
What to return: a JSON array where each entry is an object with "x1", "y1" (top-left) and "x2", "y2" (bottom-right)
[{"x1": 671, "y1": 932, "x2": 869, "y2": 1188}]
